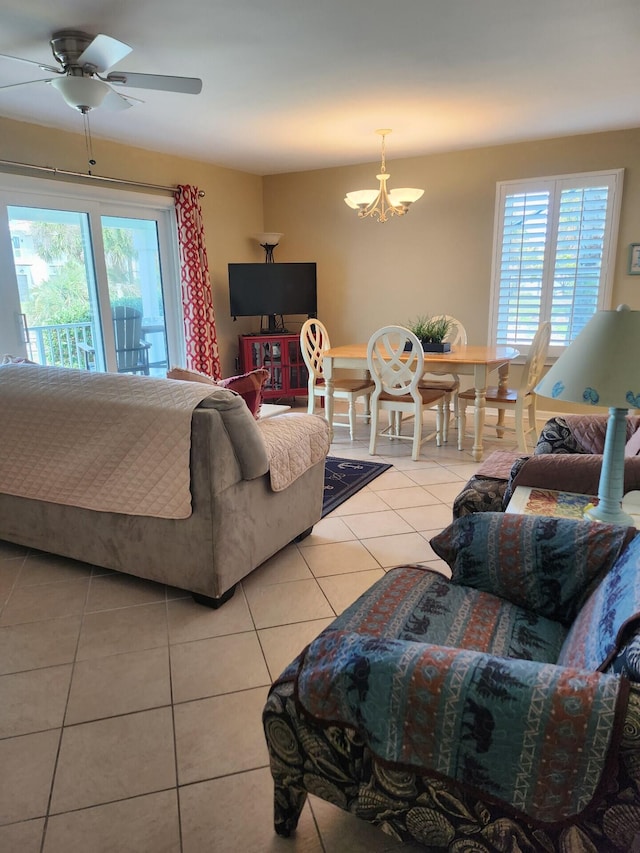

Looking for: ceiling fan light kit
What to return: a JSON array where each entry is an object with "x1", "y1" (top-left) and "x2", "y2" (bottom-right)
[
  {"x1": 50, "y1": 76, "x2": 110, "y2": 112},
  {"x1": 344, "y1": 129, "x2": 424, "y2": 223},
  {"x1": 0, "y1": 29, "x2": 203, "y2": 114}
]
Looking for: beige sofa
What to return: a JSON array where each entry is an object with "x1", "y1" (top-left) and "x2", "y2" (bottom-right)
[{"x1": 0, "y1": 364, "x2": 330, "y2": 607}]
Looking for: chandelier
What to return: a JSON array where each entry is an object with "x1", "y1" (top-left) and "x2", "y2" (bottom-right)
[{"x1": 344, "y1": 129, "x2": 424, "y2": 223}]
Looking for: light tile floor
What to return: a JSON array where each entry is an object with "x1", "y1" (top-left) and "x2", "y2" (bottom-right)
[{"x1": 0, "y1": 408, "x2": 525, "y2": 852}]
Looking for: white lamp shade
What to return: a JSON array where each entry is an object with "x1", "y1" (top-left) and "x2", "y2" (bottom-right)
[
  {"x1": 344, "y1": 189, "x2": 379, "y2": 208},
  {"x1": 388, "y1": 188, "x2": 425, "y2": 205},
  {"x1": 535, "y1": 305, "x2": 640, "y2": 409},
  {"x1": 51, "y1": 76, "x2": 110, "y2": 110},
  {"x1": 253, "y1": 232, "x2": 283, "y2": 245}
]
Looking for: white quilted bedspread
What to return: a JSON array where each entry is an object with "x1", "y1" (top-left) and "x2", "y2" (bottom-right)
[
  {"x1": 258, "y1": 413, "x2": 330, "y2": 492},
  {"x1": 0, "y1": 365, "x2": 220, "y2": 519}
]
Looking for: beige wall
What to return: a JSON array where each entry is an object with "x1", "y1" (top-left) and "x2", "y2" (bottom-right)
[
  {"x1": 262, "y1": 127, "x2": 640, "y2": 414},
  {"x1": 3, "y1": 117, "x2": 640, "y2": 390},
  {"x1": 263, "y1": 127, "x2": 640, "y2": 343},
  {"x1": 0, "y1": 116, "x2": 265, "y2": 376}
]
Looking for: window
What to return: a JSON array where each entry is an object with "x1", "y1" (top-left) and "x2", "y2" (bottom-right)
[
  {"x1": 489, "y1": 169, "x2": 624, "y2": 357},
  {"x1": 0, "y1": 174, "x2": 182, "y2": 375}
]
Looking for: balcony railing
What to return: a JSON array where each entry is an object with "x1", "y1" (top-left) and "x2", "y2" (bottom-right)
[
  {"x1": 27, "y1": 322, "x2": 93, "y2": 370},
  {"x1": 26, "y1": 321, "x2": 168, "y2": 376}
]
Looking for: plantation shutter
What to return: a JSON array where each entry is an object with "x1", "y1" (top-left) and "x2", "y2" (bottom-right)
[
  {"x1": 490, "y1": 170, "x2": 623, "y2": 356},
  {"x1": 495, "y1": 188, "x2": 550, "y2": 347},
  {"x1": 550, "y1": 185, "x2": 611, "y2": 346}
]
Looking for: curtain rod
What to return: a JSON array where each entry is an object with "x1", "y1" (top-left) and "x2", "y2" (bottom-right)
[{"x1": 0, "y1": 159, "x2": 205, "y2": 197}]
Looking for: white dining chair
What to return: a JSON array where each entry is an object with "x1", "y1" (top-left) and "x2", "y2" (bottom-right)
[
  {"x1": 367, "y1": 325, "x2": 446, "y2": 461},
  {"x1": 418, "y1": 314, "x2": 467, "y2": 443},
  {"x1": 300, "y1": 319, "x2": 374, "y2": 440},
  {"x1": 457, "y1": 320, "x2": 551, "y2": 452}
]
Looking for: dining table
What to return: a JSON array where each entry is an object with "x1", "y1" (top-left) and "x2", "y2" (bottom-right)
[{"x1": 322, "y1": 343, "x2": 520, "y2": 462}]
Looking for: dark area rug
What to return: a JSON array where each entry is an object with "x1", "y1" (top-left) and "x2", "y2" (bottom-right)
[{"x1": 322, "y1": 456, "x2": 392, "y2": 517}]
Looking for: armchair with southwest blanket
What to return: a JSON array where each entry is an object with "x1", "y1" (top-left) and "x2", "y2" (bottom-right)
[{"x1": 263, "y1": 513, "x2": 640, "y2": 851}]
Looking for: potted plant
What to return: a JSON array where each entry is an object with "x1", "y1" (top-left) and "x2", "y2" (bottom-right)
[{"x1": 405, "y1": 315, "x2": 454, "y2": 352}]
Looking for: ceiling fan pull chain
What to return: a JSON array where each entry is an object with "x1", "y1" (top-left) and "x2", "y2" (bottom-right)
[{"x1": 82, "y1": 110, "x2": 97, "y2": 172}]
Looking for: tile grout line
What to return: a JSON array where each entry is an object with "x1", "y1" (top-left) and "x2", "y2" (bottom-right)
[
  {"x1": 165, "y1": 593, "x2": 185, "y2": 853},
  {"x1": 39, "y1": 560, "x2": 95, "y2": 850}
]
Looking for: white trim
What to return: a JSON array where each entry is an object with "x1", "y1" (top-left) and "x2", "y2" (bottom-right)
[{"x1": 493, "y1": 167, "x2": 625, "y2": 190}]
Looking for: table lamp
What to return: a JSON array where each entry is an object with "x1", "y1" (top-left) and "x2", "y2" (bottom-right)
[{"x1": 535, "y1": 304, "x2": 640, "y2": 526}]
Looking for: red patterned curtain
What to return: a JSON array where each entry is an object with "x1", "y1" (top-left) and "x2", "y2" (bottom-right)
[{"x1": 174, "y1": 185, "x2": 221, "y2": 378}]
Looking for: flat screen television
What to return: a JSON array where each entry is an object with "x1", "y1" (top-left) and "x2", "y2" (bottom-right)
[{"x1": 228, "y1": 262, "x2": 317, "y2": 332}]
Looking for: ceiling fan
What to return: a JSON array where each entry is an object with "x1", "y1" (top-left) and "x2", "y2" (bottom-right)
[{"x1": 0, "y1": 30, "x2": 202, "y2": 113}]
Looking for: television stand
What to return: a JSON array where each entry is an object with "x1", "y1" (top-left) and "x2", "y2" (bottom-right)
[{"x1": 239, "y1": 332, "x2": 308, "y2": 400}]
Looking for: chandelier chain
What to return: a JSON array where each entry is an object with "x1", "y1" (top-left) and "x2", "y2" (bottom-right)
[{"x1": 379, "y1": 133, "x2": 387, "y2": 174}]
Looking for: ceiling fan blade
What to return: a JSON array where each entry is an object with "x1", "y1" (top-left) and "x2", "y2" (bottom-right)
[
  {"x1": 106, "y1": 71, "x2": 202, "y2": 94},
  {"x1": 0, "y1": 53, "x2": 61, "y2": 75},
  {"x1": 101, "y1": 87, "x2": 137, "y2": 111},
  {"x1": 0, "y1": 77, "x2": 56, "y2": 91},
  {"x1": 77, "y1": 34, "x2": 132, "y2": 73}
]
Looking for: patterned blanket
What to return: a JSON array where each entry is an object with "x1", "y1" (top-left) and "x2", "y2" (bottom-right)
[{"x1": 295, "y1": 630, "x2": 628, "y2": 824}]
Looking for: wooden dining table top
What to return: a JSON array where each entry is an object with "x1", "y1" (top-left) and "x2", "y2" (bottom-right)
[{"x1": 323, "y1": 343, "x2": 519, "y2": 368}]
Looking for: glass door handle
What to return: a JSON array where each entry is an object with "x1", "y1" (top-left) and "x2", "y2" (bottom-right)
[{"x1": 18, "y1": 312, "x2": 29, "y2": 344}]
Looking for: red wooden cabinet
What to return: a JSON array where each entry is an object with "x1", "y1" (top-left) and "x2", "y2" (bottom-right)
[{"x1": 239, "y1": 333, "x2": 308, "y2": 400}]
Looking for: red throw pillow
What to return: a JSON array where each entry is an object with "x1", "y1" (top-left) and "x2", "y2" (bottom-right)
[{"x1": 215, "y1": 368, "x2": 270, "y2": 419}]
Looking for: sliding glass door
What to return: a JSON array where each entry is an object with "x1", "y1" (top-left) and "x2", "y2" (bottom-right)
[
  {"x1": 0, "y1": 175, "x2": 181, "y2": 375},
  {"x1": 101, "y1": 215, "x2": 168, "y2": 374},
  {"x1": 7, "y1": 205, "x2": 104, "y2": 370}
]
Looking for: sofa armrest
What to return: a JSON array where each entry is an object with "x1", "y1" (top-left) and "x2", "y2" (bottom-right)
[
  {"x1": 509, "y1": 453, "x2": 640, "y2": 496},
  {"x1": 257, "y1": 414, "x2": 330, "y2": 492},
  {"x1": 198, "y1": 389, "x2": 269, "y2": 480},
  {"x1": 452, "y1": 451, "x2": 529, "y2": 518},
  {"x1": 452, "y1": 475, "x2": 508, "y2": 518},
  {"x1": 295, "y1": 630, "x2": 627, "y2": 824}
]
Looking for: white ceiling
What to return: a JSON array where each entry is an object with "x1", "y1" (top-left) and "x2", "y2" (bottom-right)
[{"x1": 1, "y1": 0, "x2": 639, "y2": 176}]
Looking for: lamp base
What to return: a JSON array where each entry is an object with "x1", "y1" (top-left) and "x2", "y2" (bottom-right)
[
  {"x1": 585, "y1": 407, "x2": 636, "y2": 527},
  {"x1": 583, "y1": 503, "x2": 635, "y2": 527}
]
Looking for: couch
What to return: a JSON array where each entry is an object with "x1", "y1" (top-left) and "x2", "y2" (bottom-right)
[
  {"x1": 453, "y1": 414, "x2": 640, "y2": 519},
  {"x1": 263, "y1": 512, "x2": 640, "y2": 851},
  {"x1": 0, "y1": 364, "x2": 330, "y2": 606}
]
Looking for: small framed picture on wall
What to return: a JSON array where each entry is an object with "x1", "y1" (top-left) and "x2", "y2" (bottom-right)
[{"x1": 629, "y1": 244, "x2": 640, "y2": 275}]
